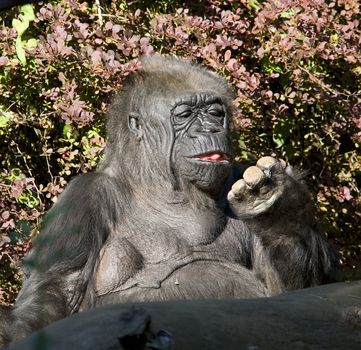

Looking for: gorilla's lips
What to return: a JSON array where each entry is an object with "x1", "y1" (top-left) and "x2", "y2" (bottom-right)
[{"x1": 192, "y1": 151, "x2": 230, "y2": 163}]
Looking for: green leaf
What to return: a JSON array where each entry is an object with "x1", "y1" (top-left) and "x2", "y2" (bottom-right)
[
  {"x1": 0, "y1": 109, "x2": 14, "y2": 128},
  {"x1": 0, "y1": 116, "x2": 8, "y2": 128},
  {"x1": 15, "y1": 37, "x2": 26, "y2": 65},
  {"x1": 63, "y1": 124, "x2": 72, "y2": 138},
  {"x1": 272, "y1": 118, "x2": 294, "y2": 149},
  {"x1": 247, "y1": 0, "x2": 260, "y2": 10},
  {"x1": 18, "y1": 191, "x2": 39, "y2": 208},
  {"x1": 26, "y1": 38, "x2": 37, "y2": 48},
  {"x1": 12, "y1": 18, "x2": 29, "y2": 36},
  {"x1": 261, "y1": 57, "x2": 284, "y2": 74},
  {"x1": 330, "y1": 33, "x2": 339, "y2": 44},
  {"x1": 272, "y1": 133, "x2": 285, "y2": 148},
  {"x1": 21, "y1": 4, "x2": 35, "y2": 22},
  {"x1": 280, "y1": 9, "x2": 295, "y2": 19}
]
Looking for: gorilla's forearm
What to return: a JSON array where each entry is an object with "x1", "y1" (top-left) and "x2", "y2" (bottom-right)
[
  {"x1": 0, "y1": 306, "x2": 12, "y2": 347},
  {"x1": 2, "y1": 275, "x2": 68, "y2": 345},
  {"x1": 227, "y1": 158, "x2": 337, "y2": 293},
  {"x1": 1, "y1": 172, "x2": 123, "y2": 342},
  {"x1": 240, "y1": 186, "x2": 337, "y2": 294},
  {"x1": 247, "y1": 218, "x2": 337, "y2": 294}
]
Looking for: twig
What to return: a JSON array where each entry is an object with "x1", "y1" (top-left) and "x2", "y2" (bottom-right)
[
  {"x1": 93, "y1": 14, "x2": 118, "y2": 18},
  {"x1": 14, "y1": 143, "x2": 42, "y2": 205},
  {"x1": 15, "y1": 144, "x2": 34, "y2": 179},
  {"x1": 297, "y1": 65, "x2": 360, "y2": 99},
  {"x1": 42, "y1": 130, "x2": 54, "y2": 183},
  {"x1": 95, "y1": 0, "x2": 103, "y2": 26}
]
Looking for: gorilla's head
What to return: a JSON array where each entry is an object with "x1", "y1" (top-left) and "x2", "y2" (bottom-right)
[{"x1": 105, "y1": 56, "x2": 234, "y2": 196}]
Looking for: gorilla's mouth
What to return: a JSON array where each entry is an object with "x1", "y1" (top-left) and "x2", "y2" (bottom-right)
[{"x1": 191, "y1": 151, "x2": 230, "y2": 163}]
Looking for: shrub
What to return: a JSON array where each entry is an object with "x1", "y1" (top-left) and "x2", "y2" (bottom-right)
[{"x1": 0, "y1": 0, "x2": 360, "y2": 303}]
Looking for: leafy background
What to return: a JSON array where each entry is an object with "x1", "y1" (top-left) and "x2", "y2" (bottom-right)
[{"x1": 0, "y1": 0, "x2": 360, "y2": 304}]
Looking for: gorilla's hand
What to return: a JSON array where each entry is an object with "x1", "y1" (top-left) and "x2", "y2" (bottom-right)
[{"x1": 228, "y1": 156, "x2": 300, "y2": 219}]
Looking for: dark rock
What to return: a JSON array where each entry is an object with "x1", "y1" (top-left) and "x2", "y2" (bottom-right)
[{"x1": 6, "y1": 281, "x2": 361, "y2": 350}]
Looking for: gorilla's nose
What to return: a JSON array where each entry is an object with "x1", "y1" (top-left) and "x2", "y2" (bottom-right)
[{"x1": 188, "y1": 116, "x2": 223, "y2": 137}]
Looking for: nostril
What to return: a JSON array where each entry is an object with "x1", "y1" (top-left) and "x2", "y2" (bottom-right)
[
  {"x1": 202, "y1": 121, "x2": 221, "y2": 133},
  {"x1": 189, "y1": 125, "x2": 221, "y2": 136},
  {"x1": 188, "y1": 118, "x2": 223, "y2": 137},
  {"x1": 188, "y1": 125, "x2": 202, "y2": 137},
  {"x1": 204, "y1": 127, "x2": 220, "y2": 133}
]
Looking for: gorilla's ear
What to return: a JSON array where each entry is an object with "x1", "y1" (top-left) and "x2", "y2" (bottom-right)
[{"x1": 128, "y1": 113, "x2": 143, "y2": 140}]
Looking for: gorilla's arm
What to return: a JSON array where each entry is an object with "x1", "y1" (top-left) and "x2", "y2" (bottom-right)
[
  {"x1": 228, "y1": 157, "x2": 337, "y2": 294},
  {"x1": 0, "y1": 172, "x2": 123, "y2": 344},
  {"x1": 248, "y1": 203, "x2": 337, "y2": 294}
]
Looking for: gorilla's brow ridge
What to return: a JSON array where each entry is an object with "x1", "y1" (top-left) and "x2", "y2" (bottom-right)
[{"x1": 173, "y1": 93, "x2": 224, "y2": 108}]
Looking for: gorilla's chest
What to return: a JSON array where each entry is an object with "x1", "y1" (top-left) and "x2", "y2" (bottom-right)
[
  {"x1": 92, "y1": 207, "x2": 249, "y2": 304},
  {"x1": 124, "y1": 206, "x2": 227, "y2": 261},
  {"x1": 93, "y1": 220, "x2": 251, "y2": 303}
]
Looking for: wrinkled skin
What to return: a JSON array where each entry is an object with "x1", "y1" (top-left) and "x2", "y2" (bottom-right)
[
  {"x1": 0, "y1": 56, "x2": 337, "y2": 347},
  {"x1": 171, "y1": 93, "x2": 232, "y2": 192},
  {"x1": 228, "y1": 156, "x2": 303, "y2": 219}
]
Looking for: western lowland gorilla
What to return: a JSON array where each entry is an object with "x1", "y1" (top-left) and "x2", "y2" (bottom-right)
[{"x1": 0, "y1": 56, "x2": 337, "y2": 346}]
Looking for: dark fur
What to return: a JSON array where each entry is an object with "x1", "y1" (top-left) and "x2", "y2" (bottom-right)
[{"x1": 0, "y1": 56, "x2": 337, "y2": 347}]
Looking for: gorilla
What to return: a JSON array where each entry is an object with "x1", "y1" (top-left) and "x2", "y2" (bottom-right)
[{"x1": 0, "y1": 56, "x2": 337, "y2": 346}]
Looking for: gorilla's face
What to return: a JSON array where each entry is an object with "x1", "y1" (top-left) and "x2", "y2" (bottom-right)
[
  {"x1": 128, "y1": 90, "x2": 233, "y2": 194},
  {"x1": 170, "y1": 92, "x2": 233, "y2": 193}
]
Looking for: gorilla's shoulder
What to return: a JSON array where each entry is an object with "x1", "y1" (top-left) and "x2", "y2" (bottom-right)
[
  {"x1": 58, "y1": 170, "x2": 129, "y2": 207},
  {"x1": 66, "y1": 171, "x2": 114, "y2": 190}
]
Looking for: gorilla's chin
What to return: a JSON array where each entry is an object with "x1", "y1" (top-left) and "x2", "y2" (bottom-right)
[{"x1": 179, "y1": 156, "x2": 232, "y2": 194}]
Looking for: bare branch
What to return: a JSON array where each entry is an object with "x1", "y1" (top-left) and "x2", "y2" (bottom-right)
[{"x1": 95, "y1": 0, "x2": 103, "y2": 26}]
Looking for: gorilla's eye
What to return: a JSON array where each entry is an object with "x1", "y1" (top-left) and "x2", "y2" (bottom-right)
[
  {"x1": 173, "y1": 104, "x2": 193, "y2": 120},
  {"x1": 208, "y1": 103, "x2": 224, "y2": 118}
]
